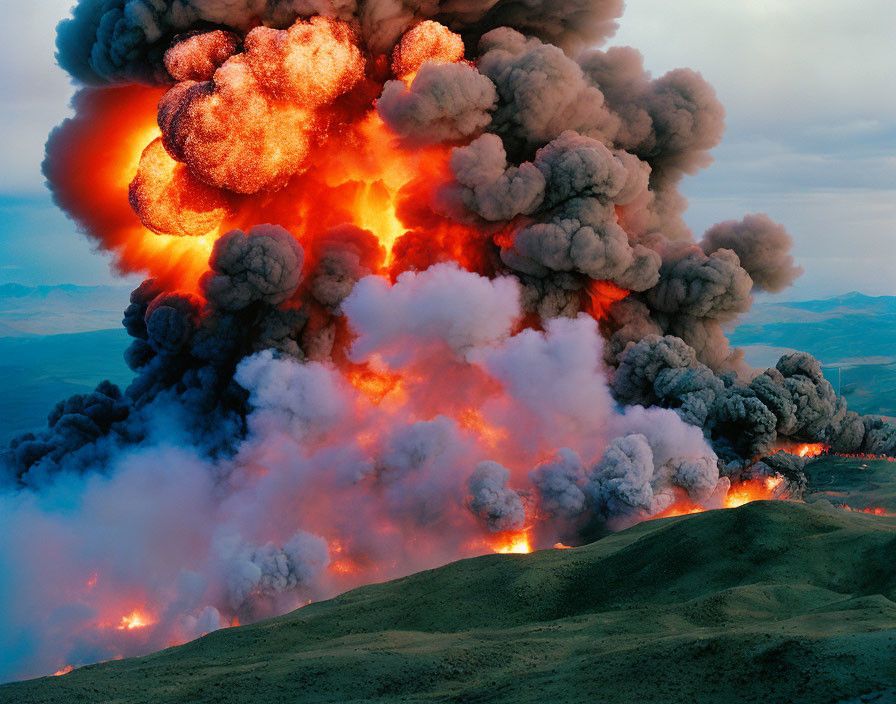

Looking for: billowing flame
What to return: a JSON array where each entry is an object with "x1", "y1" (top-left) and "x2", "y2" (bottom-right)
[
  {"x1": 47, "y1": 24, "x2": 482, "y2": 295},
  {"x1": 489, "y1": 529, "x2": 532, "y2": 554},
  {"x1": 723, "y1": 477, "x2": 781, "y2": 509},
  {"x1": 116, "y1": 610, "x2": 152, "y2": 631},
  {"x1": 25, "y1": 8, "x2": 885, "y2": 685},
  {"x1": 51, "y1": 666, "x2": 73, "y2": 677},
  {"x1": 391, "y1": 20, "x2": 466, "y2": 82},
  {"x1": 44, "y1": 86, "x2": 215, "y2": 293},
  {"x1": 796, "y1": 443, "x2": 826, "y2": 458},
  {"x1": 657, "y1": 475, "x2": 785, "y2": 518}
]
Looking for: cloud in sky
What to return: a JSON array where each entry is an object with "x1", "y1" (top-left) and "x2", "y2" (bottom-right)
[
  {"x1": 0, "y1": 0, "x2": 892, "y2": 296},
  {"x1": 0, "y1": 0, "x2": 76, "y2": 194},
  {"x1": 612, "y1": 0, "x2": 896, "y2": 299},
  {"x1": 614, "y1": 1, "x2": 895, "y2": 131}
]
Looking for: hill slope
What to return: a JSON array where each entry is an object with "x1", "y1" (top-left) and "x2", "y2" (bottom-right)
[{"x1": 3, "y1": 497, "x2": 895, "y2": 704}]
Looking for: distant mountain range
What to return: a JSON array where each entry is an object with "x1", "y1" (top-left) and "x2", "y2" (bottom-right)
[
  {"x1": 1, "y1": 286, "x2": 896, "y2": 444},
  {"x1": 0, "y1": 283, "x2": 132, "y2": 337}
]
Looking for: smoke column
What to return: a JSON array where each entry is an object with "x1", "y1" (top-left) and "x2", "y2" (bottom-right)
[{"x1": 2, "y1": 0, "x2": 893, "y2": 682}]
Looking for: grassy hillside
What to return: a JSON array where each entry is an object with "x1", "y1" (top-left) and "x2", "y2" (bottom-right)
[
  {"x1": 804, "y1": 455, "x2": 896, "y2": 513},
  {"x1": 4, "y1": 488, "x2": 895, "y2": 703}
]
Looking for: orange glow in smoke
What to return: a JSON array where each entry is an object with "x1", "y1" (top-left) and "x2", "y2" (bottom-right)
[
  {"x1": 329, "y1": 557, "x2": 365, "y2": 576},
  {"x1": 346, "y1": 365, "x2": 404, "y2": 404},
  {"x1": 51, "y1": 665, "x2": 73, "y2": 677},
  {"x1": 584, "y1": 279, "x2": 629, "y2": 321},
  {"x1": 459, "y1": 408, "x2": 509, "y2": 447},
  {"x1": 116, "y1": 610, "x2": 152, "y2": 631},
  {"x1": 327, "y1": 539, "x2": 366, "y2": 576},
  {"x1": 311, "y1": 112, "x2": 466, "y2": 267}
]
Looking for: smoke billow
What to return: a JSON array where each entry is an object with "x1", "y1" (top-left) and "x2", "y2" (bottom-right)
[{"x1": 2, "y1": 0, "x2": 893, "y2": 683}]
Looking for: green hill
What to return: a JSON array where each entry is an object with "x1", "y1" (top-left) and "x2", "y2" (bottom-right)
[{"x1": 4, "y1": 473, "x2": 895, "y2": 703}]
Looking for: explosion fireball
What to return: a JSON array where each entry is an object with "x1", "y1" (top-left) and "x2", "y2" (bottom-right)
[{"x1": 3, "y1": 0, "x2": 896, "y2": 685}]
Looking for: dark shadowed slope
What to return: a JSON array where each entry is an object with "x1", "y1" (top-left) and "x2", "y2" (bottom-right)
[
  {"x1": 805, "y1": 456, "x2": 896, "y2": 513},
  {"x1": 3, "y1": 498, "x2": 895, "y2": 704}
]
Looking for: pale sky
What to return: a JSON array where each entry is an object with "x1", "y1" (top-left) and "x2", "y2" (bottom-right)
[{"x1": 0, "y1": 0, "x2": 893, "y2": 298}]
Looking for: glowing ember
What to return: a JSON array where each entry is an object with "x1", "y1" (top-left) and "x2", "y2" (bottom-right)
[
  {"x1": 659, "y1": 505, "x2": 704, "y2": 518},
  {"x1": 839, "y1": 505, "x2": 892, "y2": 516}
]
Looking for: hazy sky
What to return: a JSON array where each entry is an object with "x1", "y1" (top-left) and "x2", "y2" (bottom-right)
[{"x1": 0, "y1": 0, "x2": 893, "y2": 298}]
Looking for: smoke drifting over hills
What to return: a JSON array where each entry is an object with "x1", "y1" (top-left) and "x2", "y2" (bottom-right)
[{"x1": 2, "y1": 0, "x2": 893, "y2": 683}]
